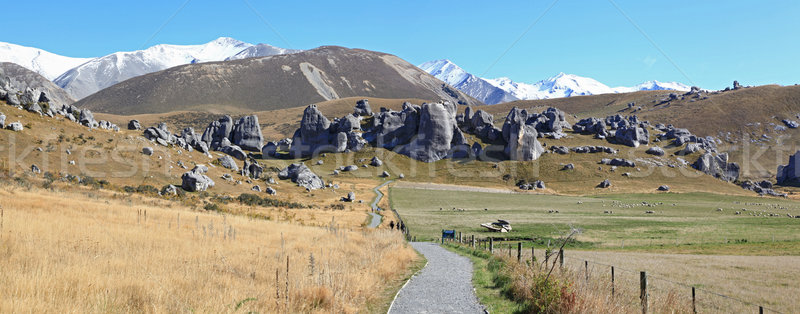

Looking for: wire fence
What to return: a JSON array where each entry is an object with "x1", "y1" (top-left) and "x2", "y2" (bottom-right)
[
  {"x1": 439, "y1": 234, "x2": 784, "y2": 313},
  {"x1": 596, "y1": 233, "x2": 800, "y2": 249}
]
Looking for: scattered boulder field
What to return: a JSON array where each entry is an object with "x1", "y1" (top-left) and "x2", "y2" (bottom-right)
[{"x1": 4, "y1": 80, "x2": 800, "y2": 198}]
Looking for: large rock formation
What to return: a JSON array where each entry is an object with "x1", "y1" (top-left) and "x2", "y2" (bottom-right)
[
  {"x1": 278, "y1": 163, "x2": 324, "y2": 190},
  {"x1": 201, "y1": 115, "x2": 235, "y2": 150},
  {"x1": 615, "y1": 125, "x2": 649, "y2": 148},
  {"x1": 505, "y1": 123, "x2": 544, "y2": 161},
  {"x1": 467, "y1": 109, "x2": 502, "y2": 142},
  {"x1": 777, "y1": 151, "x2": 800, "y2": 186},
  {"x1": 231, "y1": 115, "x2": 264, "y2": 151},
  {"x1": 397, "y1": 102, "x2": 466, "y2": 162},
  {"x1": 289, "y1": 104, "x2": 367, "y2": 156},
  {"x1": 181, "y1": 166, "x2": 215, "y2": 192},
  {"x1": 354, "y1": 99, "x2": 372, "y2": 116},
  {"x1": 692, "y1": 152, "x2": 739, "y2": 182},
  {"x1": 573, "y1": 117, "x2": 609, "y2": 138},
  {"x1": 366, "y1": 102, "x2": 421, "y2": 149}
]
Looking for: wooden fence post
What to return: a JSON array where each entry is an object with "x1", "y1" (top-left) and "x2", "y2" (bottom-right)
[
  {"x1": 517, "y1": 242, "x2": 522, "y2": 262},
  {"x1": 471, "y1": 235, "x2": 475, "y2": 248},
  {"x1": 691, "y1": 286, "x2": 696, "y2": 314},
  {"x1": 759, "y1": 306, "x2": 763, "y2": 314},
  {"x1": 640, "y1": 271, "x2": 648, "y2": 314},
  {"x1": 459, "y1": 231, "x2": 462, "y2": 244},
  {"x1": 489, "y1": 238, "x2": 494, "y2": 254},
  {"x1": 611, "y1": 266, "x2": 615, "y2": 297},
  {"x1": 545, "y1": 250, "x2": 550, "y2": 266},
  {"x1": 531, "y1": 246, "x2": 535, "y2": 264},
  {"x1": 559, "y1": 249, "x2": 564, "y2": 269},
  {"x1": 585, "y1": 261, "x2": 589, "y2": 282}
]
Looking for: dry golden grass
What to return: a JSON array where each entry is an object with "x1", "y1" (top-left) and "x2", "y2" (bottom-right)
[
  {"x1": 483, "y1": 246, "x2": 798, "y2": 313},
  {"x1": 0, "y1": 184, "x2": 418, "y2": 313},
  {"x1": 562, "y1": 250, "x2": 799, "y2": 313}
]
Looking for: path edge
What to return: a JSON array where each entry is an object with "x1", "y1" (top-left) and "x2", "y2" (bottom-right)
[{"x1": 386, "y1": 244, "x2": 428, "y2": 314}]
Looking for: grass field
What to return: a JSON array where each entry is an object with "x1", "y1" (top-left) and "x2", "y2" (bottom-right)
[
  {"x1": 0, "y1": 184, "x2": 418, "y2": 313},
  {"x1": 393, "y1": 186, "x2": 800, "y2": 312},
  {"x1": 391, "y1": 187, "x2": 800, "y2": 248}
]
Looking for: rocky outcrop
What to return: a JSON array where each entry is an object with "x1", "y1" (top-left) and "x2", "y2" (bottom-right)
[
  {"x1": 231, "y1": 115, "x2": 264, "y2": 152},
  {"x1": 220, "y1": 145, "x2": 247, "y2": 160},
  {"x1": 218, "y1": 155, "x2": 239, "y2": 171},
  {"x1": 398, "y1": 102, "x2": 466, "y2": 162},
  {"x1": 675, "y1": 143, "x2": 702, "y2": 156},
  {"x1": 571, "y1": 146, "x2": 617, "y2": 154},
  {"x1": 741, "y1": 180, "x2": 786, "y2": 197},
  {"x1": 142, "y1": 147, "x2": 154, "y2": 156},
  {"x1": 646, "y1": 146, "x2": 665, "y2": 156},
  {"x1": 783, "y1": 119, "x2": 799, "y2": 129},
  {"x1": 7, "y1": 121, "x2": 22, "y2": 131},
  {"x1": 505, "y1": 123, "x2": 544, "y2": 161},
  {"x1": 245, "y1": 161, "x2": 263, "y2": 179},
  {"x1": 573, "y1": 118, "x2": 609, "y2": 138},
  {"x1": 79, "y1": 109, "x2": 98, "y2": 128},
  {"x1": 127, "y1": 119, "x2": 141, "y2": 130},
  {"x1": 278, "y1": 163, "x2": 324, "y2": 190},
  {"x1": 289, "y1": 105, "x2": 367, "y2": 157},
  {"x1": 598, "y1": 179, "x2": 611, "y2": 188},
  {"x1": 467, "y1": 109, "x2": 502, "y2": 142},
  {"x1": 143, "y1": 123, "x2": 174, "y2": 146},
  {"x1": 181, "y1": 166, "x2": 215, "y2": 192},
  {"x1": 342, "y1": 192, "x2": 356, "y2": 202},
  {"x1": 692, "y1": 152, "x2": 739, "y2": 182},
  {"x1": 777, "y1": 150, "x2": 800, "y2": 186},
  {"x1": 354, "y1": 99, "x2": 372, "y2": 116},
  {"x1": 201, "y1": 115, "x2": 235, "y2": 151},
  {"x1": 661, "y1": 126, "x2": 717, "y2": 151},
  {"x1": 370, "y1": 157, "x2": 383, "y2": 167},
  {"x1": 600, "y1": 158, "x2": 636, "y2": 167},
  {"x1": 615, "y1": 125, "x2": 649, "y2": 148}
]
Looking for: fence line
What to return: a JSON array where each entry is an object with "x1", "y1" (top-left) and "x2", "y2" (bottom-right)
[{"x1": 436, "y1": 233, "x2": 784, "y2": 314}]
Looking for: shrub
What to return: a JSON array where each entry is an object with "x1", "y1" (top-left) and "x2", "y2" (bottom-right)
[
  {"x1": 204, "y1": 203, "x2": 221, "y2": 211},
  {"x1": 135, "y1": 185, "x2": 159, "y2": 195},
  {"x1": 236, "y1": 193, "x2": 309, "y2": 209}
]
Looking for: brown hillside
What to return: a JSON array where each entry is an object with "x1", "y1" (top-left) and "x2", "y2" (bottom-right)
[
  {"x1": 75, "y1": 46, "x2": 481, "y2": 115},
  {"x1": 473, "y1": 85, "x2": 800, "y2": 180}
]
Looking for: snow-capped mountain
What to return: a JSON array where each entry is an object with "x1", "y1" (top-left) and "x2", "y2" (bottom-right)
[
  {"x1": 54, "y1": 37, "x2": 261, "y2": 99},
  {"x1": 418, "y1": 60, "x2": 518, "y2": 104},
  {"x1": 0, "y1": 42, "x2": 92, "y2": 81},
  {"x1": 0, "y1": 37, "x2": 302, "y2": 100},
  {"x1": 226, "y1": 43, "x2": 301, "y2": 61},
  {"x1": 419, "y1": 59, "x2": 691, "y2": 104},
  {"x1": 613, "y1": 80, "x2": 691, "y2": 93}
]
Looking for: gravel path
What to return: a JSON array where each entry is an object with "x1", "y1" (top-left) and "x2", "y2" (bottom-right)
[
  {"x1": 366, "y1": 180, "x2": 393, "y2": 229},
  {"x1": 389, "y1": 242, "x2": 484, "y2": 314},
  {"x1": 366, "y1": 212, "x2": 381, "y2": 228}
]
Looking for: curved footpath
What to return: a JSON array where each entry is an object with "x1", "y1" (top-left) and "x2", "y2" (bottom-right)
[
  {"x1": 367, "y1": 180, "x2": 393, "y2": 228},
  {"x1": 389, "y1": 242, "x2": 485, "y2": 314}
]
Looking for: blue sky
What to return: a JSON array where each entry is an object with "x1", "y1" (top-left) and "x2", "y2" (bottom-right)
[{"x1": 3, "y1": 0, "x2": 798, "y2": 90}]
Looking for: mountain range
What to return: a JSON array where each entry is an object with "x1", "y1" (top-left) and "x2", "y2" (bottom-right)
[
  {"x1": 0, "y1": 38, "x2": 692, "y2": 109},
  {"x1": 74, "y1": 46, "x2": 481, "y2": 115},
  {"x1": 0, "y1": 37, "x2": 300, "y2": 100},
  {"x1": 418, "y1": 59, "x2": 691, "y2": 105}
]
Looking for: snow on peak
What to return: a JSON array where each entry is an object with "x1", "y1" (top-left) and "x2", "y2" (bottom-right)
[
  {"x1": 226, "y1": 43, "x2": 302, "y2": 61},
  {"x1": 420, "y1": 59, "x2": 693, "y2": 104},
  {"x1": 52, "y1": 38, "x2": 301, "y2": 99},
  {"x1": 418, "y1": 59, "x2": 470, "y2": 86},
  {"x1": 0, "y1": 42, "x2": 93, "y2": 80}
]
